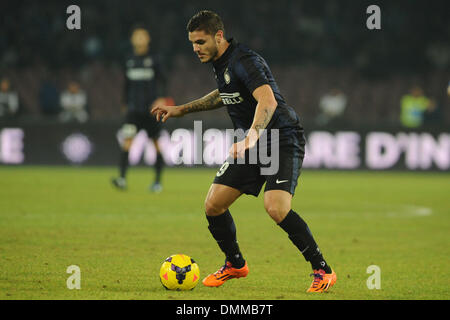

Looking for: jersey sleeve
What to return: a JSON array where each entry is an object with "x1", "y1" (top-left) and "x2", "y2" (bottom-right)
[{"x1": 234, "y1": 54, "x2": 270, "y2": 94}]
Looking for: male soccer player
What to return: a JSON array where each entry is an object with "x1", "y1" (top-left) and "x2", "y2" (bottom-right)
[
  {"x1": 151, "y1": 11, "x2": 336, "y2": 292},
  {"x1": 112, "y1": 26, "x2": 168, "y2": 192}
]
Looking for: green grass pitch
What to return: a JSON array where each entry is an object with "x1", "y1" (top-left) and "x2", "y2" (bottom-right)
[{"x1": 0, "y1": 166, "x2": 449, "y2": 300}]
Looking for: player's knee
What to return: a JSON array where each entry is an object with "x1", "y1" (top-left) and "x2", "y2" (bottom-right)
[
  {"x1": 122, "y1": 138, "x2": 133, "y2": 151},
  {"x1": 204, "y1": 198, "x2": 228, "y2": 217},
  {"x1": 264, "y1": 203, "x2": 290, "y2": 224},
  {"x1": 119, "y1": 124, "x2": 137, "y2": 151}
]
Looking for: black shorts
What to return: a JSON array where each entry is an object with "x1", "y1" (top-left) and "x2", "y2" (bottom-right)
[
  {"x1": 124, "y1": 111, "x2": 162, "y2": 139},
  {"x1": 213, "y1": 128, "x2": 306, "y2": 197}
]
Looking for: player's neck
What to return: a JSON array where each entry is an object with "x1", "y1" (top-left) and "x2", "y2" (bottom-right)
[
  {"x1": 134, "y1": 46, "x2": 149, "y2": 56},
  {"x1": 213, "y1": 39, "x2": 230, "y2": 62}
]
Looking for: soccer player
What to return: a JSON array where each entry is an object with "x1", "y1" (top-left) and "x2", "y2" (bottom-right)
[
  {"x1": 151, "y1": 11, "x2": 336, "y2": 292},
  {"x1": 112, "y1": 26, "x2": 168, "y2": 192}
]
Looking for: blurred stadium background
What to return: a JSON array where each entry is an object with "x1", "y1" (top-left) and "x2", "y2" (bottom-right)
[
  {"x1": 1, "y1": 0, "x2": 450, "y2": 301},
  {"x1": 0, "y1": 0, "x2": 449, "y2": 170}
]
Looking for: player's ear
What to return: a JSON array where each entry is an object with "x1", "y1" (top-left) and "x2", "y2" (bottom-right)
[{"x1": 215, "y1": 30, "x2": 224, "y2": 44}]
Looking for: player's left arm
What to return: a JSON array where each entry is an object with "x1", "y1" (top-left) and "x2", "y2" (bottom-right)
[
  {"x1": 248, "y1": 84, "x2": 278, "y2": 143},
  {"x1": 230, "y1": 84, "x2": 277, "y2": 158}
]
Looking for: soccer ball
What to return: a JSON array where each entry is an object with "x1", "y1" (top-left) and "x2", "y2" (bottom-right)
[{"x1": 159, "y1": 254, "x2": 200, "y2": 291}]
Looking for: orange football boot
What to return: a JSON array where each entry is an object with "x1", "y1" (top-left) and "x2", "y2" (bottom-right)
[
  {"x1": 202, "y1": 261, "x2": 249, "y2": 287},
  {"x1": 307, "y1": 269, "x2": 337, "y2": 293}
]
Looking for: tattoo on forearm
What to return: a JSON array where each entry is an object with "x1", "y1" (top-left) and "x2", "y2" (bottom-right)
[
  {"x1": 183, "y1": 89, "x2": 224, "y2": 114},
  {"x1": 254, "y1": 108, "x2": 274, "y2": 133}
]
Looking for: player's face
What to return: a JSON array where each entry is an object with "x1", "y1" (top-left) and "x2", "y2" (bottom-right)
[
  {"x1": 0, "y1": 79, "x2": 9, "y2": 92},
  {"x1": 68, "y1": 82, "x2": 80, "y2": 93},
  {"x1": 131, "y1": 29, "x2": 151, "y2": 49},
  {"x1": 188, "y1": 30, "x2": 219, "y2": 63}
]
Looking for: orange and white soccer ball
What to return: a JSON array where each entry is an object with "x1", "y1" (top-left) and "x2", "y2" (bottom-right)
[{"x1": 159, "y1": 254, "x2": 200, "y2": 291}]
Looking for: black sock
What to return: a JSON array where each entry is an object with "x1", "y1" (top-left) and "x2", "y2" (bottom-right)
[
  {"x1": 154, "y1": 152, "x2": 164, "y2": 183},
  {"x1": 119, "y1": 150, "x2": 129, "y2": 178},
  {"x1": 206, "y1": 210, "x2": 245, "y2": 268},
  {"x1": 278, "y1": 210, "x2": 332, "y2": 273}
]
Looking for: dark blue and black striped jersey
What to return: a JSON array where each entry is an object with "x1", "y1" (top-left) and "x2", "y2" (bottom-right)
[
  {"x1": 124, "y1": 53, "x2": 166, "y2": 114},
  {"x1": 212, "y1": 39, "x2": 303, "y2": 140}
]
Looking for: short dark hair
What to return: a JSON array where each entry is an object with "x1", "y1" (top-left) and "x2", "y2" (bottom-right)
[
  {"x1": 186, "y1": 10, "x2": 225, "y2": 35},
  {"x1": 130, "y1": 23, "x2": 150, "y2": 36}
]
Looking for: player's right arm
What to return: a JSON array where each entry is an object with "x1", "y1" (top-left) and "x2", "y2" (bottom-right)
[{"x1": 151, "y1": 89, "x2": 223, "y2": 122}]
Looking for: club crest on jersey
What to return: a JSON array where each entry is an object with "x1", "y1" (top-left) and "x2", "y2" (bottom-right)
[
  {"x1": 220, "y1": 92, "x2": 244, "y2": 105},
  {"x1": 224, "y1": 68, "x2": 231, "y2": 84},
  {"x1": 143, "y1": 57, "x2": 153, "y2": 67}
]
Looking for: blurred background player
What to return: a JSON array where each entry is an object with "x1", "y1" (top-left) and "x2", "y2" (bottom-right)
[
  {"x1": 0, "y1": 77, "x2": 19, "y2": 119},
  {"x1": 315, "y1": 87, "x2": 347, "y2": 126},
  {"x1": 112, "y1": 26, "x2": 169, "y2": 192},
  {"x1": 59, "y1": 80, "x2": 88, "y2": 123},
  {"x1": 400, "y1": 85, "x2": 435, "y2": 128}
]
